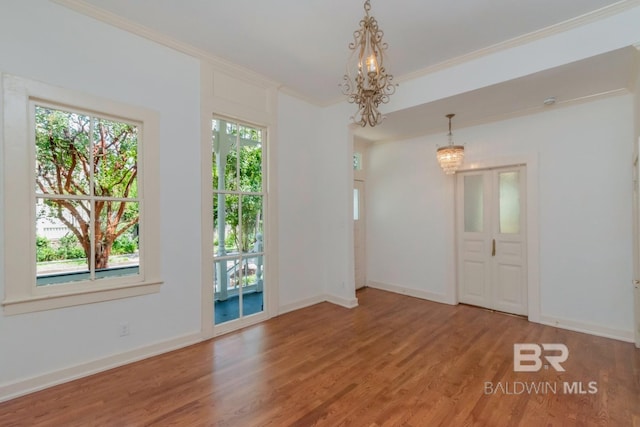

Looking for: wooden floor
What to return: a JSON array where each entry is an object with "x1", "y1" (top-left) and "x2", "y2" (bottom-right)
[{"x1": 2, "y1": 288, "x2": 639, "y2": 426}]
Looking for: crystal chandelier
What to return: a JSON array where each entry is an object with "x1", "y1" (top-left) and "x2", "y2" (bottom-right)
[
  {"x1": 341, "y1": 0, "x2": 396, "y2": 127},
  {"x1": 437, "y1": 114, "x2": 465, "y2": 174}
]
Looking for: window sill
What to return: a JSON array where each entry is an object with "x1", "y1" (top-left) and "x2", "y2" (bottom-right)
[{"x1": 2, "y1": 280, "x2": 162, "y2": 315}]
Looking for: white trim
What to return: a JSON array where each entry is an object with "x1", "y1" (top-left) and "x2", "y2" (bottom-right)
[
  {"x1": 2, "y1": 74, "x2": 162, "y2": 315},
  {"x1": 456, "y1": 153, "x2": 541, "y2": 323},
  {"x1": 324, "y1": 293, "x2": 359, "y2": 309},
  {"x1": 213, "y1": 311, "x2": 269, "y2": 337},
  {"x1": 3, "y1": 282, "x2": 161, "y2": 316},
  {"x1": 265, "y1": 86, "x2": 281, "y2": 319},
  {"x1": 367, "y1": 281, "x2": 453, "y2": 306},
  {"x1": 279, "y1": 295, "x2": 327, "y2": 315},
  {"x1": 0, "y1": 332, "x2": 202, "y2": 403},
  {"x1": 199, "y1": 62, "x2": 215, "y2": 340},
  {"x1": 539, "y1": 314, "x2": 634, "y2": 343}
]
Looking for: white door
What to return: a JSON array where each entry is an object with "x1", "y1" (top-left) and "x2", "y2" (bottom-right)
[
  {"x1": 354, "y1": 180, "x2": 366, "y2": 289},
  {"x1": 633, "y1": 140, "x2": 640, "y2": 348},
  {"x1": 457, "y1": 166, "x2": 527, "y2": 315}
]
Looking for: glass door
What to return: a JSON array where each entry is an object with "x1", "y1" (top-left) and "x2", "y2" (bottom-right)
[{"x1": 212, "y1": 118, "x2": 265, "y2": 325}]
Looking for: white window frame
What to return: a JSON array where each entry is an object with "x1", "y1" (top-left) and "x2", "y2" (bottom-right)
[{"x1": 2, "y1": 74, "x2": 162, "y2": 315}]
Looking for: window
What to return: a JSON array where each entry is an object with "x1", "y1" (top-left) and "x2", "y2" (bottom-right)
[
  {"x1": 2, "y1": 74, "x2": 162, "y2": 315},
  {"x1": 212, "y1": 117, "x2": 266, "y2": 324},
  {"x1": 35, "y1": 106, "x2": 140, "y2": 285}
]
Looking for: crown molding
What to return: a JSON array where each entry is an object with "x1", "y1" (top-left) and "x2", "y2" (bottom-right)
[
  {"x1": 396, "y1": 0, "x2": 640, "y2": 85},
  {"x1": 51, "y1": 0, "x2": 294, "y2": 94}
]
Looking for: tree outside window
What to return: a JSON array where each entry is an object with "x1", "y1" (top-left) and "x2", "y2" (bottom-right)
[{"x1": 35, "y1": 105, "x2": 140, "y2": 284}]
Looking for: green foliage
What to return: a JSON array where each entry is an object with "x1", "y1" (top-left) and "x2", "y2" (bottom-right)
[
  {"x1": 57, "y1": 234, "x2": 85, "y2": 259},
  {"x1": 111, "y1": 234, "x2": 138, "y2": 255},
  {"x1": 36, "y1": 234, "x2": 85, "y2": 262},
  {"x1": 36, "y1": 236, "x2": 57, "y2": 262}
]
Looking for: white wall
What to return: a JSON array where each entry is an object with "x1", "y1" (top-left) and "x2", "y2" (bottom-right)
[
  {"x1": 368, "y1": 94, "x2": 635, "y2": 338},
  {"x1": 317, "y1": 103, "x2": 359, "y2": 307},
  {"x1": 277, "y1": 93, "x2": 326, "y2": 309},
  {"x1": 367, "y1": 135, "x2": 456, "y2": 303},
  {"x1": 0, "y1": 1, "x2": 201, "y2": 395}
]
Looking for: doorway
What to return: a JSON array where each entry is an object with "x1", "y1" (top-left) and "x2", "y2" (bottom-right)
[{"x1": 456, "y1": 166, "x2": 528, "y2": 315}]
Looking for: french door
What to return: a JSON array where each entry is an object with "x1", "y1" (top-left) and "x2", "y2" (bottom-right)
[
  {"x1": 212, "y1": 117, "x2": 266, "y2": 326},
  {"x1": 456, "y1": 166, "x2": 527, "y2": 315}
]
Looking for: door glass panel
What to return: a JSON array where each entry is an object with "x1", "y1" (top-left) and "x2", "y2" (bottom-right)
[
  {"x1": 464, "y1": 175, "x2": 483, "y2": 232},
  {"x1": 499, "y1": 171, "x2": 520, "y2": 234},
  {"x1": 353, "y1": 152, "x2": 362, "y2": 170},
  {"x1": 353, "y1": 188, "x2": 360, "y2": 220}
]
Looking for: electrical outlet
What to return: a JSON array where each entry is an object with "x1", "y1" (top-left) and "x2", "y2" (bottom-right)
[{"x1": 119, "y1": 322, "x2": 130, "y2": 337}]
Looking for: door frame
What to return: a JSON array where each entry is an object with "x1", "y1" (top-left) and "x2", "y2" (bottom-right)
[
  {"x1": 453, "y1": 154, "x2": 540, "y2": 323},
  {"x1": 354, "y1": 179, "x2": 366, "y2": 289},
  {"x1": 633, "y1": 138, "x2": 640, "y2": 348}
]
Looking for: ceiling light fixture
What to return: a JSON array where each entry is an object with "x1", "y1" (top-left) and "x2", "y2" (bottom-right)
[
  {"x1": 437, "y1": 114, "x2": 465, "y2": 175},
  {"x1": 341, "y1": 0, "x2": 397, "y2": 127}
]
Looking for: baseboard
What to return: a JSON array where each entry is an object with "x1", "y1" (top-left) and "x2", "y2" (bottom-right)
[
  {"x1": 368, "y1": 281, "x2": 451, "y2": 305},
  {"x1": 324, "y1": 293, "x2": 359, "y2": 309},
  {"x1": 539, "y1": 314, "x2": 634, "y2": 343},
  {"x1": 278, "y1": 295, "x2": 327, "y2": 315},
  {"x1": 0, "y1": 332, "x2": 202, "y2": 403}
]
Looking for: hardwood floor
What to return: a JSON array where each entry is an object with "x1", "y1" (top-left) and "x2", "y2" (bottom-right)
[{"x1": 1, "y1": 288, "x2": 639, "y2": 426}]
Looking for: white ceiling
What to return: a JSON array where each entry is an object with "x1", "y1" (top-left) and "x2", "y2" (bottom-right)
[{"x1": 70, "y1": 0, "x2": 638, "y2": 141}]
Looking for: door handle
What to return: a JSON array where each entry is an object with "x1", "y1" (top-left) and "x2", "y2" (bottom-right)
[
  {"x1": 635, "y1": 279, "x2": 640, "y2": 289},
  {"x1": 492, "y1": 239, "x2": 496, "y2": 257}
]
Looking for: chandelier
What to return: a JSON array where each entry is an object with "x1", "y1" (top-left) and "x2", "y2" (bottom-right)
[
  {"x1": 436, "y1": 114, "x2": 465, "y2": 174},
  {"x1": 341, "y1": 0, "x2": 396, "y2": 127}
]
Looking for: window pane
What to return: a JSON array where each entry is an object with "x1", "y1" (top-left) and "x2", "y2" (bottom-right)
[
  {"x1": 240, "y1": 195, "x2": 263, "y2": 255},
  {"x1": 36, "y1": 198, "x2": 90, "y2": 286},
  {"x1": 35, "y1": 106, "x2": 90, "y2": 196},
  {"x1": 243, "y1": 263, "x2": 264, "y2": 317},
  {"x1": 239, "y1": 133, "x2": 262, "y2": 192},
  {"x1": 94, "y1": 200, "x2": 140, "y2": 279},
  {"x1": 214, "y1": 258, "x2": 240, "y2": 325},
  {"x1": 211, "y1": 118, "x2": 239, "y2": 192},
  {"x1": 214, "y1": 194, "x2": 239, "y2": 256},
  {"x1": 353, "y1": 188, "x2": 360, "y2": 220},
  {"x1": 499, "y1": 171, "x2": 520, "y2": 234},
  {"x1": 93, "y1": 118, "x2": 138, "y2": 198},
  {"x1": 464, "y1": 175, "x2": 483, "y2": 232}
]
